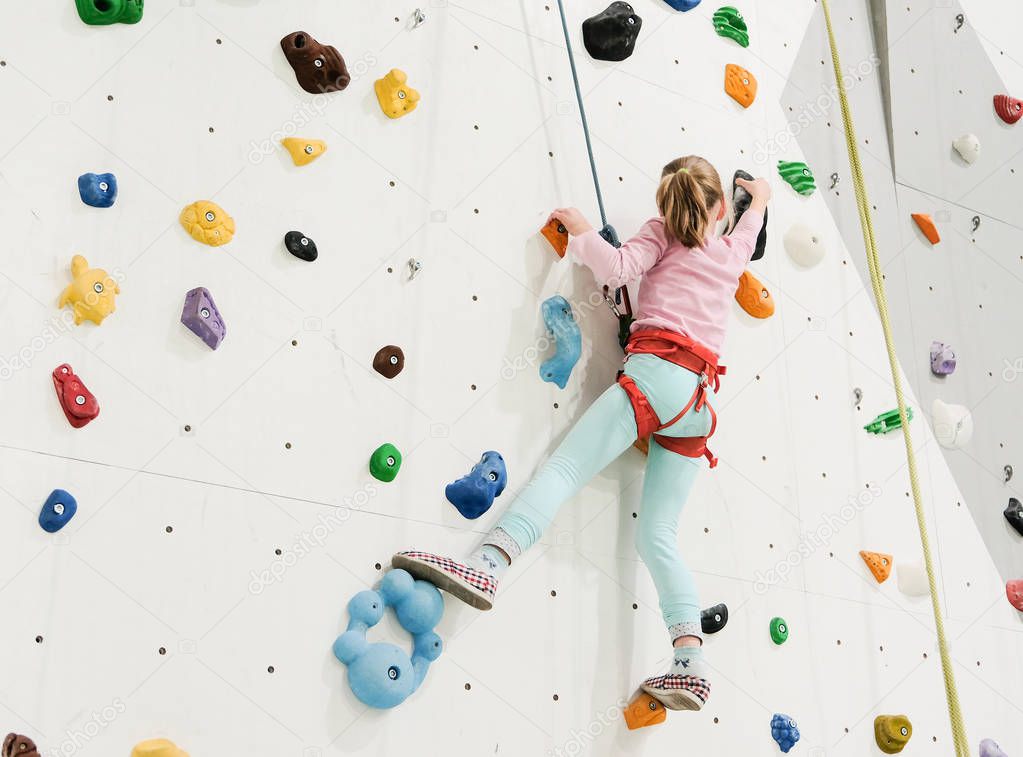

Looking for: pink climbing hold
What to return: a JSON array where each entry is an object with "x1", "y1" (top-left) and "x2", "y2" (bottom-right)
[
  {"x1": 993, "y1": 94, "x2": 1023, "y2": 124},
  {"x1": 1007, "y1": 580, "x2": 1023, "y2": 611}
]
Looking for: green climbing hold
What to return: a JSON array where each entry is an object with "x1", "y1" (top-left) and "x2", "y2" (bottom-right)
[
  {"x1": 864, "y1": 407, "x2": 914, "y2": 435},
  {"x1": 75, "y1": 0, "x2": 144, "y2": 25},
  {"x1": 770, "y1": 616, "x2": 789, "y2": 645},
  {"x1": 777, "y1": 161, "x2": 816, "y2": 196},
  {"x1": 370, "y1": 443, "x2": 402, "y2": 482},
  {"x1": 712, "y1": 7, "x2": 749, "y2": 47}
]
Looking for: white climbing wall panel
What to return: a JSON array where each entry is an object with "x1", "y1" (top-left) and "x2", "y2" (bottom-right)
[{"x1": 0, "y1": 1, "x2": 1019, "y2": 756}]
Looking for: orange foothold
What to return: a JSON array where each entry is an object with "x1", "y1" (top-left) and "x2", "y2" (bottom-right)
[
  {"x1": 735, "y1": 269, "x2": 774, "y2": 318},
  {"x1": 724, "y1": 63, "x2": 757, "y2": 108},
  {"x1": 624, "y1": 692, "x2": 666, "y2": 730},
  {"x1": 911, "y1": 213, "x2": 940, "y2": 245},
  {"x1": 860, "y1": 550, "x2": 893, "y2": 583},
  {"x1": 540, "y1": 219, "x2": 569, "y2": 257}
]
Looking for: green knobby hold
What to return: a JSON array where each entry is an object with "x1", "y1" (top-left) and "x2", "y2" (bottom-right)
[
  {"x1": 864, "y1": 407, "x2": 914, "y2": 435},
  {"x1": 75, "y1": 0, "x2": 144, "y2": 25},
  {"x1": 369, "y1": 443, "x2": 402, "y2": 482},
  {"x1": 712, "y1": 6, "x2": 749, "y2": 47},
  {"x1": 777, "y1": 161, "x2": 817, "y2": 196},
  {"x1": 770, "y1": 616, "x2": 789, "y2": 645}
]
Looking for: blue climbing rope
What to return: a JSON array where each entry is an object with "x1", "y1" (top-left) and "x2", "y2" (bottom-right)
[{"x1": 554, "y1": 0, "x2": 608, "y2": 228}]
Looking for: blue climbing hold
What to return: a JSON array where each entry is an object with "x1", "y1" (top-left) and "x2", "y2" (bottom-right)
[
  {"x1": 598, "y1": 223, "x2": 621, "y2": 248},
  {"x1": 39, "y1": 489, "x2": 77, "y2": 533},
  {"x1": 662, "y1": 0, "x2": 701, "y2": 9},
  {"x1": 332, "y1": 569, "x2": 443, "y2": 709},
  {"x1": 540, "y1": 295, "x2": 581, "y2": 390},
  {"x1": 77, "y1": 172, "x2": 117, "y2": 208},
  {"x1": 445, "y1": 451, "x2": 507, "y2": 519},
  {"x1": 771, "y1": 714, "x2": 801, "y2": 753}
]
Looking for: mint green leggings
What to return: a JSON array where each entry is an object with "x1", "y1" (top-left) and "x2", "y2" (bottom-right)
[{"x1": 496, "y1": 353, "x2": 712, "y2": 639}]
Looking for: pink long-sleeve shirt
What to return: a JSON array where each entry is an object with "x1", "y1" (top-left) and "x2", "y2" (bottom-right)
[{"x1": 569, "y1": 209, "x2": 764, "y2": 356}]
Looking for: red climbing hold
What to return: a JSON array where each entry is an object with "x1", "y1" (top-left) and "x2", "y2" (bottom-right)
[
  {"x1": 911, "y1": 213, "x2": 940, "y2": 245},
  {"x1": 993, "y1": 94, "x2": 1023, "y2": 124},
  {"x1": 859, "y1": 550, "x2": 893, "y2": 583},
  {"x1": 52, "y1": 364, "x2": 99, "y2": 429},
  {"x1": 1007, "y1": 580, "x2": 1023, "y2": 611},
  {"x1": 540, "y1": 219, "x2": 568, "y2": 258}
]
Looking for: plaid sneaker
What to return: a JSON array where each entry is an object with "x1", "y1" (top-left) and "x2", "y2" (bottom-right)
[
  {"x1": 641, "y1": 674, "x2": 711, "y2": 711},
  {"x1": 392, "y1": 551, "x2": 497, "y2": 611}
]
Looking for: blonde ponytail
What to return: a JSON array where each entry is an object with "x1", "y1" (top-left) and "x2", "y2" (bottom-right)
[{"x1": 656, "y1": 156, "x2": 724, "y2": 247}]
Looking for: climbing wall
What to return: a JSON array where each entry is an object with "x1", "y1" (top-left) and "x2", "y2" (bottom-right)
[{"x1": 0, "y1": 1, "x2": 1019, "y2": 756}]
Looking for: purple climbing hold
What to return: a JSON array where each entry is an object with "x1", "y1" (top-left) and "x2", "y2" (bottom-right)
[
  {"x1": 930, "y1": 341, "x2": 956, "y2": 376},
  {"x1": 181, "y1": 287, "x2": 227, "y2": 350},
  {"x1": 771, "y1": 714, "x2": 800, "y2": 753},
  {"x1": 980, "y1": 738, "x2": 1008, "y2": 757}
]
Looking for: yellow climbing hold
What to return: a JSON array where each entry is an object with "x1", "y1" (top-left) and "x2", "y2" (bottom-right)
[
  {"x1": 375, "y1": 69, "x2": 420, "y2": 119},
  {"x1": 282, "y1": 137, "x2": 327, "y2": 166},
  {"x1": 58, "y1": 254, "x2": 120, "y2": 326},
  {"x1": 874, "y1": 715, "x2": 913, "y2": 754},
  {"x1": 131, "y1": 739, "x2": 190, "y2": 757},
  {"x1": 179, "y1": 200, "x2": 236, "y2": 247}
]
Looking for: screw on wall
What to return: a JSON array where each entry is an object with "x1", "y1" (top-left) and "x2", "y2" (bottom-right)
[
  {"x1": 953, "y1": 13, "x2": 965, "y2": 33},
  {"x1": 829, "y1": 172, "x2": 840, "y2": 191},
  {"x1": 1004, "y1": 464, "x2": 1013, "y2": 483},
  {"x1": 411, "y1": 8, "x2": 426, "y2": 29},
  {"x1": 407, "y1": 258, "x2": 422, "y2": 280},
  {"x1": 971, "y1": 215, "x2": 981, "y2": 232}
]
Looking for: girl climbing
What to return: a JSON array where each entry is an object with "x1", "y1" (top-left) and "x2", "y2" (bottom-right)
[{"x1": 393, "y1": 155, "x2": 769, "y2": 713}]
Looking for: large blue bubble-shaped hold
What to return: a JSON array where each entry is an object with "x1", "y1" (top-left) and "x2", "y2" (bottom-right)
[
  {"x1": 445, "y1": 451, "x2": 507, "y2": 519},
  {"x1": 662, "y1": 0, "x2": 701, "y2": 9},
  {"x1": 39, "y1": 489, "x2": 77, "y2": 533},
  {"x1": 771, "y1": 713, "x2": 801, "y2": 753},
  {"x1": 332, "y1": 569, "x2": 443, "y2": 709},
  {"x1": 540, "y1": 296, "x2": 581, "y2": 389},
  {"x1": 77, "y1": 172, "x2": 118, "y2": 208}
]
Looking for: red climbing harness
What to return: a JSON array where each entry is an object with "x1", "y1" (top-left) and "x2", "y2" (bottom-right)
[{"x1": 617, "y1": 328, "x2": 726, "y2": 468}]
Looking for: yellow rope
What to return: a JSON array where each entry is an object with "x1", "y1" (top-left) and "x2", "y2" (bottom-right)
[{"x1": 819, "y1": 1, "x2": 970, "y2": 753}]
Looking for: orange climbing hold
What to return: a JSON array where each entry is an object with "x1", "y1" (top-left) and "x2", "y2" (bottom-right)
[
  {"x1": 735, "y1": 269, "x2": 774, "y2": 318},
  {"x1": 860, "y1": 550, "x2": 893, "y2": 583},
  {"x1": 624, "y1": 692, "x2": 667, "y2": 729},
  {"x1": 724, "y1": 63, "x2": 757, "y2": 108},
  {"x1": 911, "y1": 213, "x2": 940, "y2": 245},
  {"x1": 540, "y1": 219, "x2": 569, "y2": 258}
]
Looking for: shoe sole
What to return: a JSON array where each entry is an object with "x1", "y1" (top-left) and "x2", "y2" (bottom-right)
[
  {"x1": 640, "y1": 683, "x2": 705, "y2": 712},
  {"x1": 391, "y1": 553, "x2": 494, "y2": 611}
]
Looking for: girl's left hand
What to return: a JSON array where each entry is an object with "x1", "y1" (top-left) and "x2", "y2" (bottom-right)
[{"x1": 549, "y1": 207, "x2": 593, "y2": 237}]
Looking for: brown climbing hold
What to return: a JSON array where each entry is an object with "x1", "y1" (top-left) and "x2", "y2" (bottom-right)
[
  {"x1": 734, "y1": 269, "x2": 774, "y2": 318},
  {"x1": 624, "y1": 692, "x2": 666, "y2": 729},
  {"x1": 724, "y1": 63, "x2": 757, "y2": 108},
  {"x1": 911, "y1": 213, "x2": 940, "y2": 245},
  {"x1": 860, "y1": 550, "x2": 893, "y2": 583},
  {"x1": 373, "y1": 345, "x2": 405, "y2": 379},
  {"x1": 2, "y1": 734, "x2": 39, "y2": 757},
  {"x1": 993, "y1": 94, "x2": 1023, "y2": 125},
  {"x1": 540, "y1": 219, "x2": 569, "y2": 258}
]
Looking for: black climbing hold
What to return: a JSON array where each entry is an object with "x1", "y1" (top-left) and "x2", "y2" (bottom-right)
[
  {"x1": 1005, "y1": 498, "x2": 1023, "y2": 537},
  {"x1": 284, "y1": 231, "x2": 318, "y2": 262},
  {"x1": 731, "y1": 169, "x2": 768, "y2": 261},
  {"x1": 701, "y1": 603, "x2": 729, "y2": 634},
  {"x1": 582, "y1": 3, "x2": 643, "y2": 63},
  {"x1": 373, "y1": 345, "x2": 405, "y2": 379}
]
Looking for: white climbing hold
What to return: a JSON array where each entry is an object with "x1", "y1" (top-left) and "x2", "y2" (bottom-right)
[
  {"x1": 931, "y1": 399, "x2": 973, "y2": 449},
  {"x1": 783, "y1": 223, "x2": 825, "y2": 267},
  {"x1": 896, "y1": 559, "x2": 929, "y2": 597},
  {"x1": 952, "y1": 133, "x2": 980, "y2": 165}
]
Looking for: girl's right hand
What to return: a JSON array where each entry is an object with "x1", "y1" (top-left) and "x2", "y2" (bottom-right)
[{"x1": 736, "y1": 176, "x2": 771, "y2": 204}]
